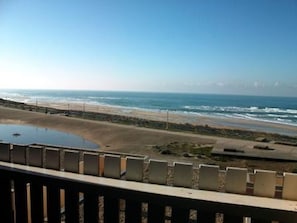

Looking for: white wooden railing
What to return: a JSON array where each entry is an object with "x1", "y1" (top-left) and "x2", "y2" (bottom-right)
[{"x1": 0, "y1": 142, "x2": 297, "y2": 223}]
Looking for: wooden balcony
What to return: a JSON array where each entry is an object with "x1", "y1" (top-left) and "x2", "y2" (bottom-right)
[{"x1": 0, "y1": 142, "x2": 297, "y2": 223}]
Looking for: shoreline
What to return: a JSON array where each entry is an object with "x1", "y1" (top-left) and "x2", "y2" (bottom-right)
[
  {"x1": 33, "y1": 100, "x2": 297, "y2": 137},
  {"x1": 2, "y1": 94, "x2": 297, "y2": 136},
  {"x1": 1, "y1": 98, "x2": 297, "y2": 141}
]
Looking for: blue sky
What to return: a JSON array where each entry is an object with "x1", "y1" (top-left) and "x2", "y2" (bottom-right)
[{"x1": 0, "y1": 0, "x2": 296, "y2": 96}]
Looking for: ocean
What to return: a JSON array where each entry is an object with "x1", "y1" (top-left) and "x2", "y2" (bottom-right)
[{"x1": 1, "y1": 89, "x2": 297, "y2": 129}]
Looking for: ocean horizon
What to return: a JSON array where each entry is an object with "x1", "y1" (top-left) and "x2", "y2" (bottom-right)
[{"x1": 1, "y1": 89, "x2": 297, "y2": 130}]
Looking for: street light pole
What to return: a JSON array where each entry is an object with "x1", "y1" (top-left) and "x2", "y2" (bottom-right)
[{"x1": 166, "y1": 110, "x2": 169, "y2": 130}]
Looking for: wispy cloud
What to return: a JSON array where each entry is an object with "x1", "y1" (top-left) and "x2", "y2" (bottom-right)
[
  {"x1": 216, "y1": 82, "x2": 225, "y2": 87},
  {"x1": 253, "y1": 81, "x2": 259, "y2": 88},
  {"x1": 274, "y1": 81, "x2": 279, "y2": 87}
]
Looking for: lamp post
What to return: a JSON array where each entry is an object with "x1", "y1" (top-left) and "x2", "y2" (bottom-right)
[{"x1": 166, "y1": 110, "x2": 169, "y2": 130}]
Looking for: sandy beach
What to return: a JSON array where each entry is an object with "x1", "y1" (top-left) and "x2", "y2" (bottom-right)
[
  {"x1": 1, "y1": 103, "x2": 297, "y2": 171},
  {"x1": 0, "y1": 105, "x2": 214, "y2": 154},
  {"x1": 33, "y1": 101, "x2": 297, "y2": 136}
]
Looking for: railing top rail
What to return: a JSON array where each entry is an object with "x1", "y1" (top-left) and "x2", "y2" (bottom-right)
[{"x1": 1, "y1": 161, "x2": 296, "y2": 215}]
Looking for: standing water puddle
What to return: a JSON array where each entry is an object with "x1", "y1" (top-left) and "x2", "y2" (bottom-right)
[{"x1": 0, "y1": 124, "x2": 98, "y2": 150}]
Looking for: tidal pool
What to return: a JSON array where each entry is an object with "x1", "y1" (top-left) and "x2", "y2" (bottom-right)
[{"x1": 0, "y1": 124, "x2": 98, "y2": 150}]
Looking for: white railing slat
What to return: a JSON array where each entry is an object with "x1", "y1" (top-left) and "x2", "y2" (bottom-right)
[{"x1": 198, "y1": 164, "x2": 219, "y2": 191}]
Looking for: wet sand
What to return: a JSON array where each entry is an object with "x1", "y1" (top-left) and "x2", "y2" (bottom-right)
[{"x1": 0, "y1": 106, "x2": 215, "y2": 153}]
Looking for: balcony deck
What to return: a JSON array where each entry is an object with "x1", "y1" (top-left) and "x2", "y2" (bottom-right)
[{"x1": 0, "y1": 142, "x2": 297, "y2": 223}]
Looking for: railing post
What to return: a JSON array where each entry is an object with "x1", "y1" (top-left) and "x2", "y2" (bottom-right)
[
  {"x1": 147, "y1": 159, "x2": 168, "y2": 223},
  {"x1": 12, "y1": 144, "x2": 27, "y2": 165},
  {"x1": 28, "y1": 145, "x2": 43, "y2": 167},
  {"x1": 47, "y1": 184, "x2": 61, "y2": 223},
  {"x1": 45, "y1": 148, "x2": 61, "y2": 223},
  {"x1": 45, "y1": 148, "x2": 61, "y2": 170},
  {"x1": 171, "y1": 208, "x2": 189, "y2": 223},
  {"x1": 65, "y1": 187, "x2": 79, "y2": 223},
  {"x1": 171, "y1": 162, "x2": 193, "y2": 223},
  {"x1": 0, "y1": 172, "x2": 13, "y2": 222},
  {"x1": 279, "y1": 173, "x2": 297, "y2": 222},
  {"x1": 148, "y1": 159, "x2": 168, "y2": 185},
  {"x1": 84, "y1": 191, "x2": 99, "y2": 223},
  {"x1": 104, "y1": 196, "x2": 119, "y2": 223},
  {"x1": 14, "y1": 178, "x2": 28, "y2": 223},
  {"x1": 125, "y1": 199, "x2": 142, "y2": 223},
  {"x1": 103, "y1": 154, "x2": 121, "y2": 178},
  {"x1": 64, "y1": 150, "x2": 80, "y2": 173},
  {"x1": 103, "y1": 155, "x2": 121, "y2": 223},
  {"x1": 64, "y1": 150, "x2": 80, "y2": 223},
  {"x1": 196, "y1": 212, "x2": 216, "y2": 223},
  {"x1": 224, "y1": 167, "x2": 248, "y2": 223},
  {"x1": 252, "y1": 169, "x2": 276, "y2": 223},
  {"x1": 30, "y1": 181, "x2": 44, "y2": 223},
  {"x1": 253, "y1": 170, "x2": 276, "y2": 198},
  {"x1": 83, "y1": 152, "x2": 100, "y2": 222},
  {"x1": 197, "y1": 164, "x2": 219, "y2": 223},
  {"x1": 282, "y1": 172, "x2": 297, "y2": 201},
  {"x1": 125, "y1": 157, "x2": 145, "y2": 223},
  {"x1": 28, "y1": 145, "x2": 44, "y2": 223},
  {"x1": 83, "y1": 152, "x2": 100, "y2": 176},
  {"x1": 147, "y1": 202, "x2": 165, "y2": 223},
  {"x1": 0, "y1": 142, "x2": 11, "y2": 162}
]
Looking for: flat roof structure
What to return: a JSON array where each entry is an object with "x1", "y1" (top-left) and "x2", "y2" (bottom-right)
[{"x1": 212, "y1": 141, "x2": 297, "y2": 161}]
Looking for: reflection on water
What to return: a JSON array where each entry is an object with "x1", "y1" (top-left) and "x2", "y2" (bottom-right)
[{"x1": 0, "y1": 124, "x2": 98, "y2": 150}]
